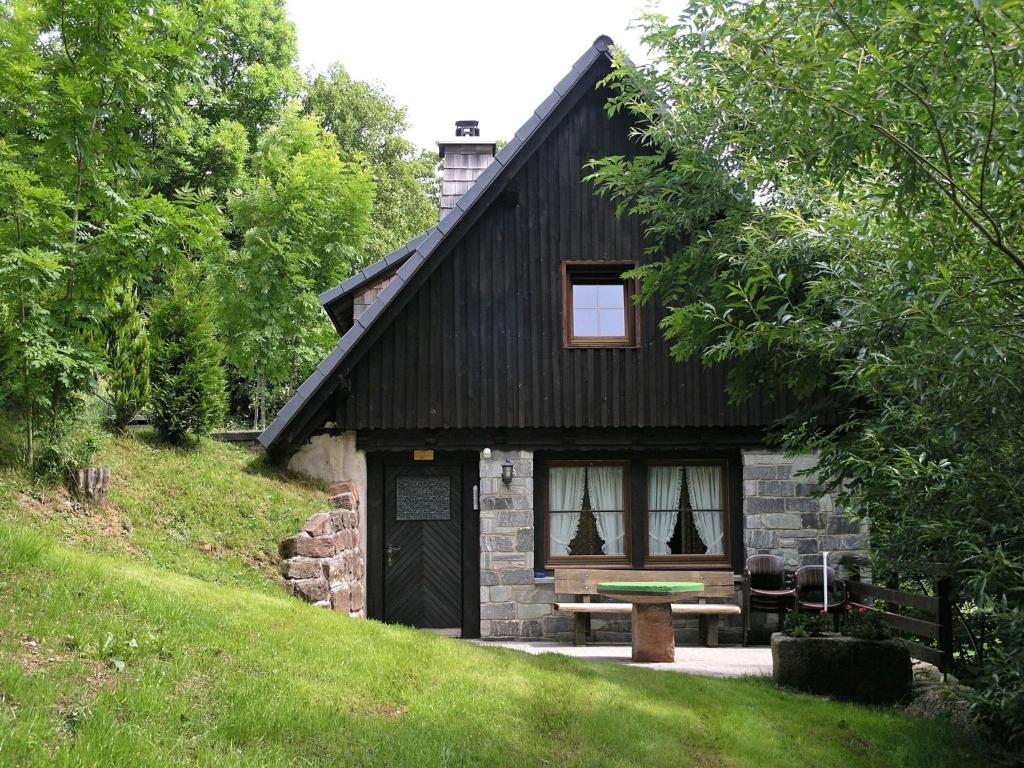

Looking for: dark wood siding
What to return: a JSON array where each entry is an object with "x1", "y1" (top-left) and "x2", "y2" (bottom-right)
[{"x1": 339, "y1": 82, "x2": 794, "y2": 431}]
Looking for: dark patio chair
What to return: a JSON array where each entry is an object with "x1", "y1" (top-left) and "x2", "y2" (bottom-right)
[
  {"x1": 742, "y1": 554, "x2": 796, "y2": 645},
  {"x1": 795, "y1": 565, "x2": 846, "y2": 631}
]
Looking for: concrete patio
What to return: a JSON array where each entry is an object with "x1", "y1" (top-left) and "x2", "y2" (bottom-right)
[{"x1": 474, "y1": 640, "x2": 773, "y2": 678}]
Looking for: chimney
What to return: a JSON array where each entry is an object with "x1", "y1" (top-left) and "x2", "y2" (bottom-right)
[{"x1": 437, "y1": 120, "x2": 496, "y2": 219}]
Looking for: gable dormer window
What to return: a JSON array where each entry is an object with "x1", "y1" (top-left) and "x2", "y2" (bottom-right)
[{"x1": 562, "y1": 261, "x2": 638, "y2": 347}]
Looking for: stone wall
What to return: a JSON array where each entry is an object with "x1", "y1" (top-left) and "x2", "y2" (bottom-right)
[
  {"x1": 478, "y1": 449, "x2": 562, "y2": 639},
  {"x1": 741, "y1": 450, "x2": 867, "y2": 570},
  {"x1": 287, "y1": 432, "x2": 367, "y2": 557},
  {"x1": 483, "y1": 448, "x2": 867, "y2": 642},
  {"x1": 278, "y1": 481, "x2": 366, "y2": 617}
]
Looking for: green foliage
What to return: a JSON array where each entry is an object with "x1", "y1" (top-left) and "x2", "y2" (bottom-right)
[
  {"x1": 32, "y1": 420, "x2": 98, "y2": 484},
  {"x1": 589, "y1": 1, "x2": 1024, "y2": 744},
  {"x1": 212, "y1": 107, "x2": 373, "y2": 426},
  {"x1": 843, "y1": 604, "x2": 891, "y2": 641},
  {"x1": 783, "y1": 612, "x2": 830, "y2": 638},
  {"x1": 303, "y1": 63, "x2": 438, "y2": 258},
  {"x1": 149, "y1": 274, "x2": 226, "y2": 443},
  {"x1": 103, "y1": 280, "x2": 150, "y2": 433}
]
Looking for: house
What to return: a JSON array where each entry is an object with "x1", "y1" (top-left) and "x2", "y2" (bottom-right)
[{"x1": 260, "y1": 36, "x2": 868, "y2": 641}]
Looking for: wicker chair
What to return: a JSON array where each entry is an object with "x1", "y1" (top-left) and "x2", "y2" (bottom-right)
[
  {"x1": 795, "y1": 565, "x2": 846, "y2": 631},
  {"x1": 742, "y1": 554, "x2": 796, "y2": 645}
]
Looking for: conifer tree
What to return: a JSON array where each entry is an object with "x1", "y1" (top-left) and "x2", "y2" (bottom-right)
[
  {"x1": 104, "y1": 280, "x2": 150, "y2": 433},
  {"x1": 149, "y1": 274, "x2": 226, "y2": 443}
]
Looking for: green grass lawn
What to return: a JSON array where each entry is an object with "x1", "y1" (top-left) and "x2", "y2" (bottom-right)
[{"x1": 0, "y1": 433, "x2": 995, "y2": 767}]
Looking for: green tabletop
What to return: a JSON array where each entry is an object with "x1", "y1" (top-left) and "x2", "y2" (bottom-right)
[{"x1": 597, "y1": 581, "x2": 704, "y2": 595}]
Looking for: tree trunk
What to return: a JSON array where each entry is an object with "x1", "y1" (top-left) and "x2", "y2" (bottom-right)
[{"x1": 69, "y1": 468, "x2": 111, "y2": 505}]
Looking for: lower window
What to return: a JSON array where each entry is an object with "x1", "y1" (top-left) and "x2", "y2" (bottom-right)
[{"x1": 542, "y1": 457, "x2": 731, "y2": 568}]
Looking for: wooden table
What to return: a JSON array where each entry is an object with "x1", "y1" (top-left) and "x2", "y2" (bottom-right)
[{"x1": 596, "y1": 581, "x2": 705, "y2": 662}]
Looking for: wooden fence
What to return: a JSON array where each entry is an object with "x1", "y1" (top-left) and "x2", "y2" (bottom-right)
[{"x1": 846, "y1": 576, "x2": 954, "y2": 673}]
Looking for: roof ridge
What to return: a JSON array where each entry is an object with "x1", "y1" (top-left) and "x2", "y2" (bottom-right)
[{"x1": 260, "y1": 36, "x2": 616, "y2": 451}]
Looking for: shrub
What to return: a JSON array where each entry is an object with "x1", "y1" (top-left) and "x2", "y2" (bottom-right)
[
  {"x1": 843, "y1": 603, "x2": 891, "y2": 641},
  {"x1": 33, "y1": 421, "x2": 97, "y2": 483},
  {"x1": 104, "y1": 280, "x2": 150, "y2": 433},
  {"x1": 783, "y1": 612, "x2": 830, "y2": 638},
  {"x1": 149, "y1": 274, "x2": 226, "y2": 444}
]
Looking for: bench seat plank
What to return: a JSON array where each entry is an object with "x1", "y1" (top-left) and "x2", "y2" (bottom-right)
[{"x1": 553, "y1": 602, "x2": 741, "y2": 615}]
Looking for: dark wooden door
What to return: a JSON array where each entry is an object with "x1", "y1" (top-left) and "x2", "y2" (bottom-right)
[{"x1": 383, "y1": 464, "x2": 463, "y2": 629}]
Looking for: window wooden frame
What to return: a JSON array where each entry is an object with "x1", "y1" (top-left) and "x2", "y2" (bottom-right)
[
  {"x1": 642, "y1": 459, "x2": 732, "y2": 569},
  {"x1": 542, "y1": 459, "x2": 632, "y2": 567},
  {"x1": 539, "y1": 456, "x2": 733, "y2": 571},
  {"x1": 561, "y1": 261, "x2": 639, "y2": 348}
]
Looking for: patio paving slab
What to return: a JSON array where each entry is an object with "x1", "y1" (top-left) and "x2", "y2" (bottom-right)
[{"x1": 471, "y1": 640, "x2": 773, "y2": 678}]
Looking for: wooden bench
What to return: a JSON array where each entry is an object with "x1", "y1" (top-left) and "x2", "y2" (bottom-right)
[{"x1": 552, "y1": 569, "x2": 741, "y2": 647}]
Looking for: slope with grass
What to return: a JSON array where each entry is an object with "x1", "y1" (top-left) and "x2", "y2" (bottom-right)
[{"x1": 0, "y1": 434, "x2": 995, "y2": 767}]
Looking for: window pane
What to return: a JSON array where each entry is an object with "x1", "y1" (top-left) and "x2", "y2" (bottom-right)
[
  {"x1": 598, "y1": 308, "x2": 625, "y2": 337},
  {"x1": 596, "y1": 284, "x2": 625, "y2": 309},
  {"x1": 573, "y1": 308, "x2": 600, "y2": 336},
  {"x1": 572, "y1": 284, "x2": 599, "y2": 308},
  {"x1": 549, "y1": 464, "x2": 626, "y2": 558},
  {"x1": 647, "y1": 464, "x2": 727, "y2": 557}
]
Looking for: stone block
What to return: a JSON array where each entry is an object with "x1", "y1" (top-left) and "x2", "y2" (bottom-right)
[
  {"x1": 797, "y1": 539, "x2": 819, "y2": 555},
  {"x1": 481, "y1": 602, "x2": 516, "y2": 620},
  {"x1": 497, "y1": 510, "x2": 533, "y2": 528},
  {"x1": 286, "y1": 576, "x2": 329, "y2": 603},
  {"x1": 349, "y1": 580, "x2": 365, "y2": 611},
  {"x1": 772, "y1": 635, "x2": 911, "y2": 705},
  {"x1": 280, "y1": 557, "x2": 322, "y2": 580},
  {"x1": 479, "y1": 620, "x2": 492, "y2": 637},
  {"x1": 480, "y1": 570, "x2": 499, "y2": 586},
  {"x1": 784, "y1": 497, "x2": 821, "y2": 513},
  {"x1": 489, "y1": 585, "x2": 511, "y2": 602},
  {"x1": 742, "y1": 451, "x2": 788, "y2": 465},
  {"x1": 743, "y1": 480, "x2": 759, "y2": 497},
  {"x1": 761, "y1": 513, "x2": 803, "y2": 530},
  {"x1": 745, "y1": 497, "x2": 784, "y2": 514},
  {"x1": 521, "y1": 620, "x2": 543, "y2": 639},
  {"x1": 516, "y1": 528, "x2": 534, "y2": 552},
  {"x1": 513, "y1": 586, "x2": 556, "y2": 604},
  {"x1": 481, "y1": 495, "x2": 513, "y2": 511},
  {"x1": 302, "y1": 512, "x2": 335, "y2": 537},
  {"x1": 541, "y1": 615, "x2": 575, "y2": 634},
  {"x1": 743, "y1": 465, "x2": 791, "y2": 480},
  {"x1": 745, "y1": 514, "x2": 762, "y2": 529},
  {"x1": 794, "y1": 483, "x2": 823, "y2": 497},
  {"x1": 280, "y1": 532, "x2": 338, "y2": 559},
  {"x1": 498, "y1": 568, "x2": 535, "y2": 585},
  {"x1": 790, "y1": 453, "x2": 821, "y2": 473},
  {"x1": 480, "y1": 587, "x2": 489, "y2": 603},
  {"x1": 745, "y1": 528, "x2": 778, "y2": 549},
  {"x1": 758, "y1": 481, "x2": 796, "y2": 497},
  {"x1": 324, "y1": 554, "x2": 346, "y2": 582},
  {"x1": 821, "y1": 534, "x2": 868, "y2": 551},
  {"x1": 330, "y1": 583, "x2": 351, "y2": 613},
  {"x1": 512, "y1": 495, "x2": 533, "y2": 510},
  {"x1": 518, "y1": 602, "x2": 552, "y2": 620},
  {"x1": 481, "y1": 534, "x2": 514, "y2": 552},
  {"x1": 801, "y1": 513, "x2": 825, "y2": 530},
  {"x1": 826, "y1": 516, "x2": 861, "y2": 535},
  {"x1": 328, "y1": 490, "x2": 356, "y2": 511},
  {"x1": 818, "y1": 494, "x2": 835, "y2": 512}
]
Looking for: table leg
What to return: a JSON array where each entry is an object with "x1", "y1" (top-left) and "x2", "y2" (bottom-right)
[{"x1": 631, "y1": 602, "x2": 676, "y2": 662}]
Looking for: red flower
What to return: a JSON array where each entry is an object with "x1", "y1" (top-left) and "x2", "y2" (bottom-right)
[{"x1": 859, "y1": 606, "x2": 868, "y2": 615}]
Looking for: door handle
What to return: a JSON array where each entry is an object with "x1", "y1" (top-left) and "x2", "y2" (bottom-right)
[{"x1": 386, "y1": 544, "x2": 401, "y2": 567}]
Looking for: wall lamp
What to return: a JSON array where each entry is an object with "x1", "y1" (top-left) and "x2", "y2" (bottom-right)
[{"x1": 501, "y1": 459, "x2": 515, "y2": 486}]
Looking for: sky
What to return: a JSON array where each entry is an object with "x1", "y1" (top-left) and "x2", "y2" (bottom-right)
[{"x1": 285, "y1": 0, "x2": 685, "y2": 152}]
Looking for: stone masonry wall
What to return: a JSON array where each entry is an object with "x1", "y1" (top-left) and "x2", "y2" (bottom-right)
[
  {"x1": 742, "y1": 450, "x2": 867, "y2": 570},
  {"x1": 483, "y1": 449, "x2": 868, "y2": 642},
  {"x1": 278, "y1": 480, "x2": 366, "y2": 617}
]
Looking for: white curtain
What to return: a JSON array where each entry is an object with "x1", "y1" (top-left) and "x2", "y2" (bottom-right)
[
  {"x1": 648, "y1": 466, "x2": 683, "y2": 555},
  {"x1": 548, "y1": 466, "x2": 586, "y2": 556},
  {"x1": 588, "y1": 466, "x2": 625, "y2": 555},
  {"x1": 687, "y1": 465, "x2": 724, "y2": 555}
]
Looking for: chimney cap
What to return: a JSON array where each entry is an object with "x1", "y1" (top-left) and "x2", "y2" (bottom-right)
[
  {"x1": 455, "y1": 120, "x2": 480, "y2": 137},
  {"x1": 437, "y1": 119, "x2": 496, "y2": 157}
]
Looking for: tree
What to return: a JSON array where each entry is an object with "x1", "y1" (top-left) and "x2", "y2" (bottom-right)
[
  {"x1": 303, "y1": 64, "x2": 437, "y2": 259},
  {"x1": 103, "y1": 280, "x2": 150, "y2": 433},
  {"x1": 589, "y1": 1, "x2": 1024, "y2": 743},
  {"x1": 211, "y1": 107, "x2": 374, "y2": 427},
  {"x1": 149, "y1": 272, "x2": 226, "y2": 443}
]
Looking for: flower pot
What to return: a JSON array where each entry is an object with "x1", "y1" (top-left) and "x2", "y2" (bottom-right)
[{"x1": 771, "y1": 632, "x2": 912, "y2": 705}]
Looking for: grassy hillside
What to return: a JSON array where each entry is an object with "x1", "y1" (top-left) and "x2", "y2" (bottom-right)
[
  {"x1": 0, "y1": 431, "x2": 326, "y2": 591},
  {"x1": 0, "y1": 433, "x2": 995, "y2": 767}
]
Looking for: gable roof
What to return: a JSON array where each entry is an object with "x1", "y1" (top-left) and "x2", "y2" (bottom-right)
[{"x1": 259, "y1": 35, "x2": 616, "y2": 453}]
